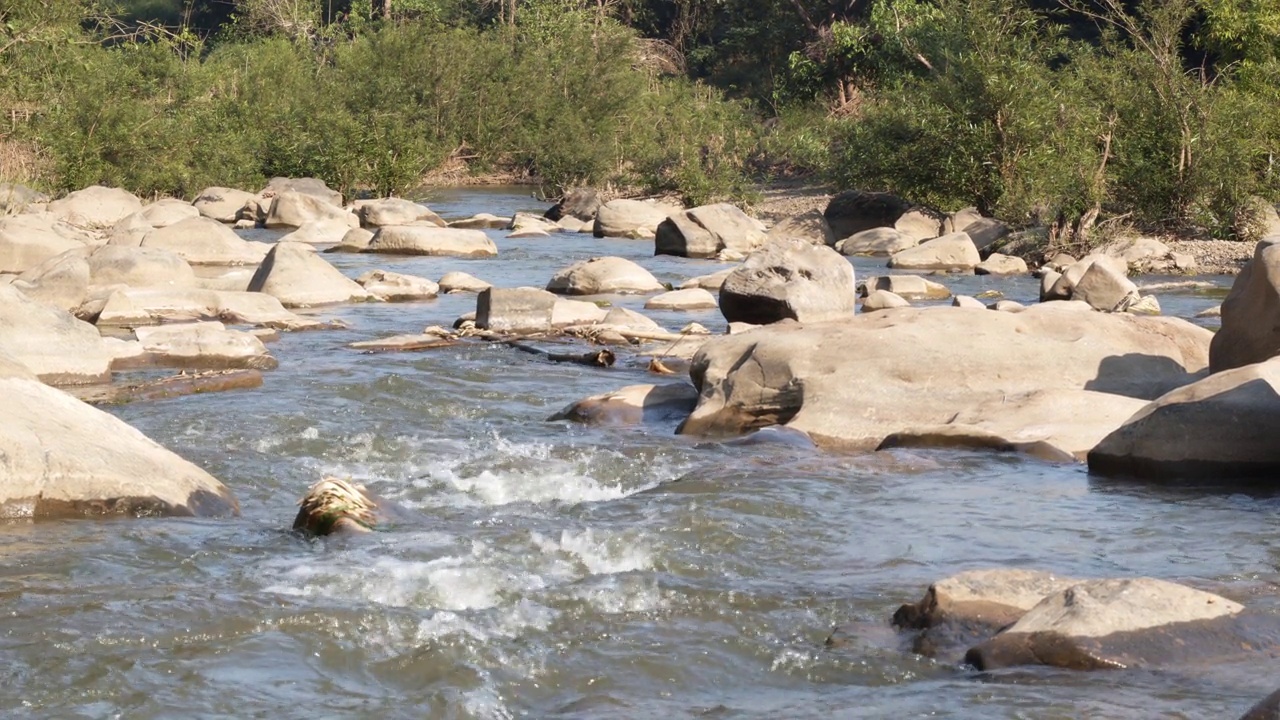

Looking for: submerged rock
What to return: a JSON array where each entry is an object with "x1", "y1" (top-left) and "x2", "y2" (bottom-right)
[
  {"x1": 549, "y1": 383, "x2": 699, "y2": 425},
  {"x1": 293, "y1": 477, "x2": 381, "y2": 535},
  {"x1": 356, "y1": 270, "x2": 439, "y2": 301}
]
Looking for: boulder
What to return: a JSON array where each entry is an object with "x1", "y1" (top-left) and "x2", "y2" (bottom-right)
[
  {"x1": 47, "y1": 186, "x2": 142, "y2": 228},
  {"x1": 476, "y1": 287, "x2": 557, "y2": 334},
  {"x1": 555, "y1": 215, "x2": 587, "y2": 233},
  {"x1": 546, "y1": 257, "x2": 664, "y2": 295},
  {"x1": 1210, "y1": 238, "x2": 1280, "y2": 373},
  {"x1": 975, "y1": 253, "x2": 1028, "y2": 276},
  {"x1": 94, "y1": 288, "x2": 330, "y2": 330},
  {"x1": 1096, "y1": 236, "x2": 1178, "y2": 274},
  {"x1": 326, "y1": 227, "x2": 375, "y2": 253},
  {"x1": 964, "y1": 578, "x2": 1251, "y2": 671},
  {"x1": 551, "y1": 298, "x2": 609, "y2": 327},
  {"x1": 892, "y1": 569, "x2": 1079, "y2": 658},
  {"x1": 1072, "y1": 261, "x2": 1140, "y2": 312},
  {"x1": 549, "y1": 383, "x2": 699, "y2": 425},
  {"x1": 894, "y1": 209, "x2": 944, "y2": 242},
  {"x1": 139, "y1": 199, "x2": 200, "y2": 228},
  {"x1": 719, "y1": 239, "x2": 856, "y2": 325},
  {"x1": 1040, "y1": 270, "x2": 1067, "y2": 302},
  {"x1": 11, "y1": 249, "x2": 90, "y2": 311},
  {"x1": 128, "y1": 322, "x2": 277, "y2": 370},
  {"x1": 1125, "y1": 295, "x2": 1161, "y2": 315},
  {"x1": 193, "y1": 187, "x2": 256, "y2": 223},
  {"x1": 365, "y1": 226, "x2": 497, "y2": 258},
  {"x1": 959, "y1": 217, "x2": 1010, "y2": 253},
  {"x1": 356, "y1": 270, "x2": 439, "y2": 301},
  {"x1": 945, "y1": 207, "x2": 984, "y2": 234},
  {"x1": 888, "y1": 232, "x2": 981, "y2": 271},
  {"x1": 767, "y1": 210, "x2": 836, "y2": 246},
  {"x1": 655, "y1": 203, "x2": 767, "y2": 259},
  {"x1": 507, "y1": 212, "x2": 558, "y2": 238},
  {"x1": 0, "y1": 213, "x2": 90, "y2": 273},
  {"x1": 861, "y1": 275, "x2": 950, "y2": 300},
  {"x1": 593, "y1": 199, "x2": 679, "y2": 239},
  {"x1": 990, "y1": 300, "x2": 1026, "y2": 313},
  {"x1": 601, "y1": 306, "x2": 663, "y2": 332},
  {"x1": 265, "y1": 191, "x2": 356, "y2": 229},
  {"x1": 823, "y1": 190, "x2": 909, "y2": 239},
  {"x1": 261, "y1": 177, "x2": 342, "y2": 206},
  {"x1": 680, "y1": 304, "x2": 1212, "y2": 449},
  {"x1": 645, "y1": 288, "x2": 718, "y2": 311},
  {"x1": 137, "y1": 217, "x2": 270, "y2": 265},
  {"x1": 280, "y1": 219, "x2": 353, "y2": 245},
  {"x1": 190, "y1": 268, "x2": 254, "y2": 293},
  {"x1": 0, "y1": 183, "x2": 49, "y2": 214},
  {"x1": 108, "y1": 212, "x2": 153, "y2": 247},
  {"x1": 358, "y1": 198, "x2": 445, "y2": 228},
  {"x1": 0, "y1": 354, "x2": 239, "y2": 518},
  {"x1": 680, "y1": 269, "x2": 734, "y2": 291},
  {"x1": 87, "y1": 245, "x2": 197, "y2": 289},
  {"x1": 1241, "y1": 689, "x2": 1280, "y2": 720},
  {"x1": 952, "y1": 295, "x2": 985, "y2": 309},
  {"x1": 247, "y1": 242, "x2": 374, "y2": 307},
  {"x1": 545, "y1": 188, "x2": 601, "y2": 223},
  {"x1": 0, "y1": 283, "x2": 111, "y2": 384},
  {"x1": 836, "y1": 227, "x2": 918, "y2": 257},
  {"x1": 449, "y1": 213, "x2": 510, "y2": 230},
  {"x1": 1089, "y1": 356, "x2": 1280, "y2": 479},
  {"x1": 439, "y1": 271, "x2": 492, "y2": 294},
  {"x1": 862, "y1": 289, "x2": 909, "y2": 311}
]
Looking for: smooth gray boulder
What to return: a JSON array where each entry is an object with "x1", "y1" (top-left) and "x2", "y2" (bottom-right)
[
  {"x1": 836, "y1": 227, "x2": 918, "y2": 257},
  {"x1": 0, "y1": 283, "x2": 111, "y2": 384},
  {"x1": 193, "y1": 187, "x2": 256, "y2": 223},
  {"x1": 1072, "y1": 261, "x2": 1140, "y2": 312},
  {"x1": 265, "y1": 191, "x2": 355, "y2": 229},
  {"x1": 438, "y1": 271, "x2": 492, "y2": 294},
  {"x1": 1210, "y1": 238, "x2": 1280, "y2": 373},
  {"x1": 862, "y1": 289, "x2": 910, "y2": 311},
  {"x1": 476, "y1": 287, "x2": 557, "y2": 333},
  {"x1": 47, "y1": 186, "x2": 142, "y2": 228},
  {"x1": 655, "y1": 203, "x2": 767, "y2": 259},
  {"x1": 975, "y1": 253, "x2": 1028, "y2": 276},
  {"x1": 0, "y1": 352, "x2": 239, "y2": 518},
  {"x1": 356, "y1": 270, "x2": 439, "y2": 301},
  {"x1": 645, "y1": 288, "x2": 718, "y2": 311},
  {"x1": 279, "y1": 219, "x2": 352, "y2": 245},
  {"x1": 137, "y1": 217, "x2": 269, "y2": 265},
  {"x1": 11, "y1": 249, "x2": 90, "y2": 311},
  {"x1": 247, "y1": 242, "x2": 374, "y2": 307},
  {"x1": 888, "y1": 232, "x2": 981, "y2": 271},
  {"x1": 138, "y1": 199, "x2": 200, "y2": 228},
  {"x1": 1089, "y1": 356, "x2": 1280, "y2": 479},
  {"x1": 544, "y1": 188, "x2": 601, "y2": 223},
  {"x1": 861, "y1": 275, "x2": 950, "y2": 300},
  {"x1": 593, "y1": 199, "x2": 679, "y2": 239},
  {"x1": 365, "y1": 226, "x2": 497, "y2": 258},
  {"x1": 87, "y1": 245, "x2": 197, "y2": 288},
  {"x1": 358, "y1": 198, "x2": 445, "y2": 228},
  {"x1": 0, "y1": 213, "x2": 89, "y2": 274},
  {"x1": 766, "y1": 210, "x2": 835, "y2": 246},
  {"x1": 680, "y1": 269, "x2": 734, "y2": 291},
  {"x1": 719, "y1": 239, "x2": 856, "y2": 325},
  {"x1": 129, "y1": 322, "x2": 277, "y2": 370},
  {"x1": 547, "y1": 257, "x2": 664, "y2": 295},
  {"x1": 261, "y1": 177, "x2": 342, "y2": 206}
]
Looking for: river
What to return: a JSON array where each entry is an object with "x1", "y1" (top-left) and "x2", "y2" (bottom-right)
[{"x1": 3, "y1": 187, "x2": 1277, "y2": 718}]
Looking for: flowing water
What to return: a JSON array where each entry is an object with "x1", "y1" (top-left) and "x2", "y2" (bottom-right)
[{"x1": 3, "y1": 187, "x2": 1279, "y2": 719}]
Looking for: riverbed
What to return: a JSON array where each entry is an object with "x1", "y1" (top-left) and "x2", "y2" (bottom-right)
[{"x1": 3, "y1": 187, "x2": 1277, "y2": 718}]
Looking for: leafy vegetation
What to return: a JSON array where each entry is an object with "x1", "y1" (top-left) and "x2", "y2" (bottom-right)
[{"x1": 0, "y1": 0, "x2": 1277, "y2": 240}]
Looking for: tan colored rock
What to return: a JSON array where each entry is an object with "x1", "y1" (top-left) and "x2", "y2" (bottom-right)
[
  {"x1": 959, "y1": 217, "x2": 1010, "y2": 252},
  {"x1": 547, "y1": 256, "x2": 663, "y2": 295},
  {"x1": 128, "y1": 322, "x2": 277, "y2": 370},
  {"x1": 767, "y1": 210, "x2": 836, "y2": 246},
  {"x1": 1073, "y1": 261, "x2": 1140, "y2": 312},
  {"x1": 990, "y1": 300, "x2": 1026, "y2": 313},
  {"x1": 138, "y1": 217, "x2": 269, "y2": 265},
  {"x1": 0, "y1": 183, "x2": 48, "y2": 214},
  {"x1": 356, "y1": 270, "x2": 439, "y2": 301},
  {"x1": 862, "y1": 289, "x2": 910, "y2": 311},
  {"x1": 262, "y1": 177, "x2": 342, "y2": 206},
  {"x1": 439, "y1": 271, "x2": 491, "y2": 294},
  {"x1": 680, "y1": 269, "x2": 734, "y2": 291},
  {"x1": 952, "y1": 295, "x2": 985, "y2": 309},
  {"x1": 107, "y1": 212, "x2": 153, "y2": 247},
  {"x1": 366, "y1": 226, "x2": 498, "y2": 258},
  {"x1": 448, "y1": 213, "x2": 510, "y2": 230},
  {"x1": 11, "y1": 249, "x2": 90, "y2": 311},
  {"x1": 1124, "y1": 295, "x2": 1161, "y2": 315},
  {"x1": 87, "y1": 245, "x2": 197, "y2": 289},
  {"x1": 0, "y1": 213, "x2": 90, "y2": 273},
  {"x1": 835, "y1": 227, "x2": 918, "y2": 257},
  {"x1": 894, "y1": 208, "x2": 943, "y2": 242},
  {"x1": 325, "y1": 227, "x2": 375, "y2": 253},
  {"x1": 680, "y1": 305, "x2": 1212, "y2": 449},
  {"x1": 1089, "y1": 356, "x2": 1280, "y2": 479},
  {"x1": 0, "y1": 283, "x2": 111, "y2": 384},
  {"x1": 549, "y1": 383, "x2": 699, "y2": 425},
  {"x1": 1210, "y1": 238, "x2": 1280, "y2": 372},
  {"x1": 193, "y1": 187, "x2": 256, "y2": 223},
  {"x1": 593, "y1": 199, "x2": 680, "y2": 239},
  {"x1": 47, "y1": 186, "x2": 142, "y2": 229},
  {"x1": 888, "y1": 232, "x2": 981, "y2": 271},
  {"x1": 247, "y1": 242, "x2": 374, "y2": 307},
  {"x1": 265, "y1": 191, "x2": 356, "y2": 229},
  {"x1": 191, "y1": 268, "x2": 255, "y2": 293},
  {"x1": 944, "y1": 207, "x2": 984, "y2": 234},
  {"x1": 965, "y1": 578, "x2": 1247, "y2": 671},
  {"x1": 551, "y1": 298, "x2": 609, "y2": 327},
  {"x1": 1097, "y1": 236, "x2": 1177, "y2": 273},
  {"x1": 280, "y1": 219, "x2": 352, "y2": 245},
  {"x1": 476, "y1": 287, "x2": 557, "y2": 333},
  {"x1": 893, "y1": 568, "x2": 1080, "y2": 633},
  {"x1": 359, "y1": 198, "x2": 445, "y2": 228},
  {"x1": 862, "y1": 275, "x2": 950, "y2": 300},
  {"x1": 645, "y1": 288, "x2": 718, "y2": 311},
  {"x1": 139, "y1": 199, "x2": 200, "y2": 228},
  {"x1": 94, "y1": 288, "x2": 330, "y2": 330},
  {"x1": 0, "y1": 354, "x2": 239, "y2": 518},
  {"x1": 1040, "y1": 269, "x2": 1067, "y2": 301},
  {"x1": 656, "y1": 203, "x2": 767, "y2": 258},
  {"x1": 720, "y1": 239, "x2": 856, "y2": 325},
  {"x1": 601, "y1": 306, "x2": 663, "y2": 332},
  {"x1": 975, "y1": 253, "x2": 1028, "y2": 276}
]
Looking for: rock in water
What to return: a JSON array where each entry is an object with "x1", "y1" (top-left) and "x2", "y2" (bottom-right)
[
  {"x1": 546, "y1": 257, "x2": 664, "y2": 295},
  {"x1": 1211, "y1": 238, "x2": 1280, "y2": 372},
  {"x1": 293, "y1": 477, "x2": 380, "y2": 535},
  {"x1": 719, "y1": 239, "x2": 856, "y2": 324},
  {"x1": 0, "y1": 352, "x2": 238, "y2": 518},
  {"x1": 654, "y1": 203, "x2": 767, "y2": 259}
]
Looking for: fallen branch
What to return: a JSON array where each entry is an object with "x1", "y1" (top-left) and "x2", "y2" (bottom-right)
[{"x1": 506, "y1": 342, "x2": 616, "y2": 367}]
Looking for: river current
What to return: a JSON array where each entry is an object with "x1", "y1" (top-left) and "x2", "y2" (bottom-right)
[{"x1": 4, "y1": 187, "x2": 1279, "y2": 718}]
